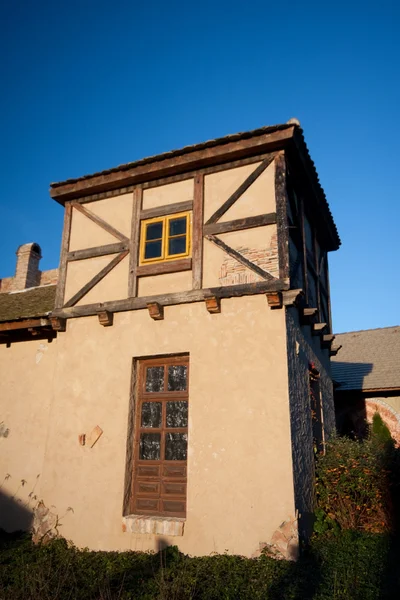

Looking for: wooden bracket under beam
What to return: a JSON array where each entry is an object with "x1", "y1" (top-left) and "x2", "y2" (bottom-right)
[
  {"x1": 266, "y1": 291, "x2": 282, "y2": 309},
  {"x1": 147, "y1": 302, "x2": 164, "y2": 320},
  {"x1": 98, "y1": 310, "x2": 113, "y2": 327},
  {"x1": 300, "y1": 307, "x2": 318, "y2": 325},
  {"x1": 330, "y1": 344, "x2": 342, "y2": 356},
  {"x1": 312, "y1": 322, "x2": 327, "y2": 336},
  {"x1": 321, "y1": 333, "x2": 335, "y2": 349},
  {"x1": 205, "y1": 295, "x2": 221, "y2": 314},
  {"x1": 282, "y1": 289, "x2": 303, "y2": 307},
  {"x1": 50, "y1": 316, "x2": 66, "y2": 332}
]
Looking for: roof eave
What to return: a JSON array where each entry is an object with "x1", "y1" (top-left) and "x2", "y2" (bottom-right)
[{"x1": 50, "y1": 126, "x2": 296, "y2": 203}]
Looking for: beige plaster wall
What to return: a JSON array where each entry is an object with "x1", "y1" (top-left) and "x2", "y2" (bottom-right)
[
  {"x1": 204, "y1": 160, "x2": 275, "y2": 223},
  {"x1": 37, "y1": 296, "x2": 295, "y2": 557},
  {"x1": 137, "y1": 271, "x2": 192, "y2": 296},
  {"x1": 0, "y1": 339, "x2": 58, "y2": 531},
  {"x1": 142, "y1": 179, "x2": 194, "y2": 210}
]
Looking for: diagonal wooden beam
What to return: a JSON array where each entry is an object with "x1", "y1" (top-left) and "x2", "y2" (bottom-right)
[
  {"x1": 205, "y1": 234, "x2": 276, "y2": 281},
  {"x1": 72, "y1": 202, "x2": 129, "y2": 242},
  {"x1": 205, "y1": 154, "x2": 276, "y2": 225},
  {"x1": 64, "y1": 251, "x2": 129, "y2": 307}
]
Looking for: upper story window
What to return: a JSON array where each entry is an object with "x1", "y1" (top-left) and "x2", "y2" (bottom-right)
[{"x1": 139, "y1": 212, "x2": 191, "y2": 265}]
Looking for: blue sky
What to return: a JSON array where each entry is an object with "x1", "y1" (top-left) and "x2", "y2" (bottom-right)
[{"x1": 1, "y1": 0, "x2": 399, "y2": 333}]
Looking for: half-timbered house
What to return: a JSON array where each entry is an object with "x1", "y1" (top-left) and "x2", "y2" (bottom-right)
[{"x1": 0, "y1": 121, "x2": 340, "y2": 558}]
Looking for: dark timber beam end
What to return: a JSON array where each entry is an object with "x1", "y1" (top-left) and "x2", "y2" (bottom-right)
[
  {"x1": 312, "y1": 322, "x2": 327, "y2": 336},
  {"x1": 266, "y1": 291, "x2": 282, "y2": 309},
  {"x1": 321, "y1": 333, "x2": 335, "y2": 349},
  {"x1": 330, "y1": 344, "x2": 342, "y2": 357},
  {"x1": 300, "y1": 307, "x2": 318, "y2": 325},
  {"x1": 98, "y1": 310, "x2": 114, "y2": 327},
  {"x1": 205, "y1": 295, "x2": 221, "y2": 314},
  {"x1": 50, "y1": 316, "x2": 67, "y2": 332},
  {"x1": 282, "y1": 289, "x2": 303, "y2": 307},
  {"x1": 147, "y1": 302, "x2": 164, "y2": 321}
]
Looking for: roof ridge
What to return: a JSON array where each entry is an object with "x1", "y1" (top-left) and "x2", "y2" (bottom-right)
[{"x1": 334, "y1": 325, "x2": 400, "y2": 335}]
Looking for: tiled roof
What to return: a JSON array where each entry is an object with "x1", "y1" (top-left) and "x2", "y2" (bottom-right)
[
  {"x1": 331, "y1": 326, "x2": 400, "y2": 391},
  {"x1": 0, "y1": 285, "x2": 56, "y2": 322}
]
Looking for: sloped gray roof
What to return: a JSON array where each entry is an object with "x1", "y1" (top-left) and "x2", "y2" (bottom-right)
[
  {"x1": 0, "y1": 285, "x2": 56, "y2": 322},
  {"x1": 331, "y1": 326, "x2": 400, "y2": 391}
]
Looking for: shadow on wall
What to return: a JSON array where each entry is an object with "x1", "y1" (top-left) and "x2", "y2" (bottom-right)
[
  {"x1": 0, "y1": 488, "x2": 33, "y2": 533},
  {"x1": 333, "y1": 361, "x2": 373, "y2": 438}
]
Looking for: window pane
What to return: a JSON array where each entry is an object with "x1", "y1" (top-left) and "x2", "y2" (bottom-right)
[
  {"x1": 141, "y1": 402, "x2": 162, "y2": 428},
  {"x1": 165, "y1": 433, "x2": 187, "y2": 461},
  {"x1": 146, "y1": 221, "x2": 163, "y2": 240},
  {"x1": 145, "y1": 366, "x2": 164, "y2": 392},
  {"x1": 168, "y1": 236, "x2": 186, "y2": 256},
  {"x1": 169, "y1": 217, "x2": 187, "y2": 236},
  {"x1": 139, "y1": 433, "x2": 161, "y2": 460},
  {"x1": 166, "y1": 401, "x2": 188, "y2": 428},
  {"x1": 168, "y1": 365, "x2": 187, "y2": 391},
  {"x1": 144, "y1": 240, "x2": 162, "y2": 260}
]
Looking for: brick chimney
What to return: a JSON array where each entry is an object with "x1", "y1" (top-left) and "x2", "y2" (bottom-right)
[{"x1": 14, "y1": 243, "x2": 42, "y2": 290}]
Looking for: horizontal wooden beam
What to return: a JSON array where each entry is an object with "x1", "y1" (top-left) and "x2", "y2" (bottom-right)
[
  {"x1": 67, "y1": 242, "x2": 129, "y2": 262},
  {"x1": 51, "y1": 279, "x2": 290, "y2": 319},
  {"x1": 204, "y1": 213, "x2": 276, "y2": 236},
  {"x1": 0, "y1": 318, "x2": 51, "y2": 332},
  {"x1": 140, "y1": 200, "x2": 193, "y2": 221},
  {"x1": 136, "y1": 258, "x2": 192, "y2": 277},
  {"x1": 51, "y1": 128, "x2": 295, "y2": 202}
]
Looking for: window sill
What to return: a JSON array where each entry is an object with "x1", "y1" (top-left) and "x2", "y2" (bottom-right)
[
  {"x1": 136, "y1": 258, "x2": 192, "y2": 277},
  {"x1": 122, "y1": 515, "x2": 185, "y2": 536}
]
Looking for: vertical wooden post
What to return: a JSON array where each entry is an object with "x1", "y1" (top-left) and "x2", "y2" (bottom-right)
[
  {"x1": 128, "y1": 186, "x2": 142, "y2": 298},
  {"x1": 55, "y1": 202, "x2": 73, "y2": 309},
  {"x1": 274, "y1": 153, "x2": 290, "y2": 283},
  {"x1": 299, "y1": 197, "x2": 308, "y2": 305},
  {"x1": 192, "y1": 173, "x2": 204, "y2": 290}
]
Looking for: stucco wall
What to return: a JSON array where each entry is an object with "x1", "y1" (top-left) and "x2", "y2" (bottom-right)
[
  {"x1": 0, "y1": 339, "x2": 58, "y2": 531},
  {"x1": 285, "y1": 307, "x2": 335, "y2": 538},
  {"x1": 30, "y1": 296, "x2": 295, "y2": 557}
]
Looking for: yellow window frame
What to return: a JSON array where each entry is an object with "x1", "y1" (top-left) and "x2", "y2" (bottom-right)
[{"x1": 139, "y1": 212, "x2": 192, "y2": 265}]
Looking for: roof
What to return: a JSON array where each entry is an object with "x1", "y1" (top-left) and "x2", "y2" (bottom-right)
[
  {"x1": 331, "y1": 326, "x2": 400, "y2": 391},
  {"x1": 49, "y1": 121, "x2": 340, "y2": 251},
  {"x1": 0, "y1": 285, "x2": 56, "y2": 323}
]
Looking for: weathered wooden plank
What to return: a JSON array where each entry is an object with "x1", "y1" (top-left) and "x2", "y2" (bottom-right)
[
  {"x1": 67, "y1": 242, "x2": 128, "y2": 262},
  {"x1": 72, "y1": 202, "x2": 129, "y2": 242},
  {"x1": 0, "y1": 318, "x2": 51, "y2": 332},
  {"x1": 64, "y1": 251, "x2": 129, "y2": 308},
  {"x1": 51, "y1": 129, "x2": 295, "y2": 202},
  {"x1": 192, "y1": 174, "x2": 204, "y2": 290},
  {"x1": 205, "y1": 234, "x2": 275, "y2": 281},
  {"x1": 205, "y1": 154, "x2": 276, "y2": 225},
  {"x1": 204, "y1": 212, "x2": 276, "y2": 236},
  {"x1": 137, "y1": 258, "x2": 192, "y2": 277},
  {"x1": 55, "y1": 202, "x2": 73, "y2": 309},
  {"x1": 128, "y1": 187, "x2": 142, "y2": 297},
  {"x1": 274, "y1": 153, "x2": 290, "y2": 281},
  {"x1": 140, "y1": 200, "x2": 193, "y2": 221},
  {"x1": 52, "y1": 278, "x2": 290, "y2": 319}
]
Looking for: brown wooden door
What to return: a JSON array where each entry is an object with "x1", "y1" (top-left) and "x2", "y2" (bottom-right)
[{"x1": 132, "y1": 355, "x2": 189, "y2": 518}]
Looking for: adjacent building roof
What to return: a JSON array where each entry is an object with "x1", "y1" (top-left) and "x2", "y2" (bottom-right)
[
  {"x1": 0, "y1": 285, "x2": 56, "y2": 323},
  {"x1": 331, "y1": 326, "x2": 400, "y2": 391}
]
